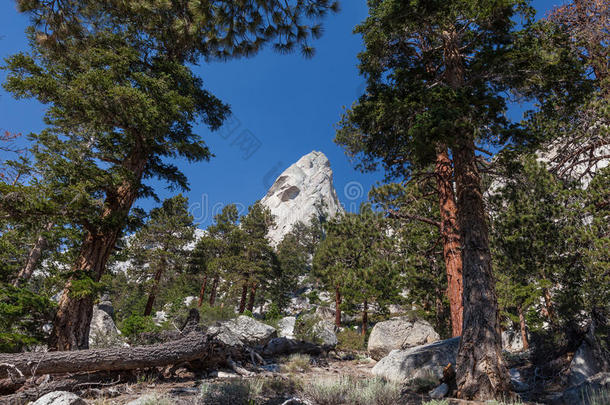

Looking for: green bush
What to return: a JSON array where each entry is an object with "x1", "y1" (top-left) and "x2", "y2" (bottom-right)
[
  {"x1": 198, "y1": 302, "x2": 237, "y2": 324},
  {"x1": 200, "y1": 379, "x2": 262, "y2": 405},
  {"x1": 294, "y1": 314, "x2": 324, "y2": 344},
  {"x1": 119, "y1": 315, "x2": 157, "y2": 338},
  {"x1": 337, "y1": 328, "x2": 366, "y2": 351},
  {"x1": 0, "y1": 284, "x2": 55, "y2": 352}
]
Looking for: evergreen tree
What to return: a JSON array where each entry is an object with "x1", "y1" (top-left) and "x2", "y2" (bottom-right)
[
  {"x1": 372, "y1": 181, "x2": 451, "y2": 336},
  {"x1": 239, "y1": 202, "x2": 275, "y2": 313},
  {"x1": 332, "y1": 0, "x2": 566, "y2": 398},
  {"x1": 189, "y1": 204, "x2": 241, "y2": 308},
  {"x1": 127, "y1": 195, "x2": 195, "y2": 317},
  {"x1": 6, "y1": 0, "x2": 338, "y2": 350},
  {"x1": 313, "y1": 204, "x2": 399, "y2": 331}
]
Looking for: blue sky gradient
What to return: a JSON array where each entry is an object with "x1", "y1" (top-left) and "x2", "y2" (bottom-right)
[{"x1": 0, "y1": 0, "x2": 564, "y2": 228}]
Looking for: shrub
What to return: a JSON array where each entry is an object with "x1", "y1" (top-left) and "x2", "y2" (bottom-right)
[
  {"x1": 198, "y1": 303, "x2": 236, "y2": 324},
  {"x1": 294, "y1": 314, "x2": 323, "y2": 344},
  {"x1": 119, "y1": 315, "x2": 157, "y2": 338},
  {"x1": 200, "y1": 379, "x2": 262, "y2": 405},
  {"x1": 337, "y1": 328, "x2": 366, "y2": 351},
  {"x1": 280, "y1": 354, "x2": 311, "y2": 373},
  {"x1": 0, "y1": 284, "x2": 55, "y2": 352},
  {"x1": 301, "y1": 377, "x2": 401, "y2": 405},
  {"x1": 422, "y1": 401, "x2": 449, "y2": 405}
]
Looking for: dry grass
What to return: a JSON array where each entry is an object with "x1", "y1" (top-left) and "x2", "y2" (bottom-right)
[
  {"x1": 280, "y1": 353, "x2": 312, "y2": 373},
  {"x1": 300, "y1": 376, "x2": 401, "y2": 405}
]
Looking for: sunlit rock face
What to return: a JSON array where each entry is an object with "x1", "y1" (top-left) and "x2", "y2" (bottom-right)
[{"x1": 261, "y1": 151, "x2": 343, "y2": 246}]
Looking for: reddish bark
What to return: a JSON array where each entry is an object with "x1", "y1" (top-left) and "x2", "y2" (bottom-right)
[
  {"x1": 49, "y1": 156, "x2": 146, "y2": 351},
  {"x1": 334, "y1": 286, "x2": 341, "y2": 328},
  {"x1": 435, "y1": 146, "x2": 463, "y2": 337},
  {"x1": 197, "y1": 275, "x2": 208, "y2": 307},
  {"x1": 238, "y1": 280, "x2": 248, "y2": 314},
  {"x1": 246, "y1": 282, "x2": 258, "y2": 313},
  {"x1": 361, "y1": 299, "x2": 368, "y2": 336},
  {"x1": 209, "y1": 276, "x2": 219, "y2": 306},
  {"x1": 143, "y1": 261, "x2": 165, "y2": 317},
  {"x1": 518, "y1": 305, "x2": 529, "y2": 351}
]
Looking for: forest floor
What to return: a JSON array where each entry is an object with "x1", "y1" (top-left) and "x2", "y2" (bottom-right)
[{"x1": 74, "y1": 354, "x2": 552, "y2": 405}]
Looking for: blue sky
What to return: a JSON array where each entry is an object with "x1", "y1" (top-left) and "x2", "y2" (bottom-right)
[{"x1": 0, "y1": 0, "x2": 564, "y2": 228}]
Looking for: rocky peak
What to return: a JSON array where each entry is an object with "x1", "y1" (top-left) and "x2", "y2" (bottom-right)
[{"x1": 261, "y1": 151, "x2": 343, "y2": 246}]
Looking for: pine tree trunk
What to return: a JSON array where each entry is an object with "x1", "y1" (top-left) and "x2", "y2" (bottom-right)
[
  {"x1": 143, "y1": 261, "x2": 165, "y2": 317},
  {"x1": 238, "y1": 280, "x2": 248, "y2": 314},
  {"x1": 247, "y1": 282, "x2": 258, "y2": 313},
  {"x1": 542, "y1": 287, "x2": 556, "y2": 324},
  {"x1": 435, "y1": 146, "x2": 463, "y2": 337},
  {"x1": 453, "y1": 138, "x2": 512, "y2": 400},
  {"x1": 198, "y1": 275, "x2": 208, "y2": 307},
  {"x1": 49, "y1": 158, "x2": 145, "y2": 351},
  {"x1": 518, "y1": 304, "x2": 529, "y2": 351},
  {"x1": 209, "y1": 276, "x2": 218, "y2": 307},
  {"x1": 335, "y1": 286, "x2": 341, "y2": 328},
  {"x1": 13, "y1": 222, "x2": 54, "y2": 287},
  {"x1": 361, "y1": 299, "x2": 368, "y2": 336}
]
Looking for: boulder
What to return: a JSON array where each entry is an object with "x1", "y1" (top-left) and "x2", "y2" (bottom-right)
[
  {"x1": 32, "y1": 391, "x2": 86, "y2": 405},
  {"x1": 372, "y1": 337, "x2": 460, "y2": 384},
  {"x1": 562, "y1": 372, "x2": 610, "y2": 405},
  {"x1": 312, "y1": 320, "x2": 338, "y2": 348},
  {"x1": 89, "y1": 304, "x2": 123, "y2": 348},
  {"x1": 183, "y1": 296, "x2": 197, "y2": 307},
  {"x1": 568, "y1": 328, "x2": 605, "y2": 387},
  {"x1": 367, "y1": 317, "x2": 440, "y2": 360},
  {"x1": 429, "y1": 383, "x2": 449, "y2": 399},
  {"x1": 502, "y1": 329, "x2": 525, "y2": 353},
  {"x1": 221, "y1": 315, "x2": 277, "y2": 346},
  {"x1": 277, "y1": 316, "x2": 296, "y2": 339}
]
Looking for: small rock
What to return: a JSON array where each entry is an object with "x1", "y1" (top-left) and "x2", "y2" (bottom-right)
[
  {"x1": 125, "y1": 394, "x2": 167, "y2": 405},
  {"x1": 32, "y1": 391, "x2": 86, "y2": 405},
  {"x1": 183, "y1": 296, "x2": 198, "y2": 307},
  {"x1": 429, "y1": 383, "x2": 449, "y2": 399},
  {"x1": 502, "y1": 329, "x2": 525, "y2": 353}
]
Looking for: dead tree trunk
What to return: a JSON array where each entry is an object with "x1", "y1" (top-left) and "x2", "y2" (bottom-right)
[
  {"x1": 435, "y1": 146, "x2": 463, "y2": 337},
  {"x1": 198, "y1": 275, "x2": 208, "y2": 307},
  {"x1": 0, "y1": 333, "x2": 214, "y2": 379},
  {"x1": 13, "y1": 222, "x2": 54, "y2": 287},
  {"x1": 335, "y1": 286, "x2": 342, "y2": 328}
]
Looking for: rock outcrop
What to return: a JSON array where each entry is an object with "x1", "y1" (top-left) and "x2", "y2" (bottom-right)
[
  {"x1": 367, "y1": 317, "x2": 440, "y2": 360},
  {"x1": 372, "y1": 337, "x2": 460, "y2": 384},
  {"x1": 261, "y1": 151, "x2": 343, "y2": 245}
]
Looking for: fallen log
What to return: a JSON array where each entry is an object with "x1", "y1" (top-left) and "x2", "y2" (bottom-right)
[{"x1": 0, "y1": 332, "x2": 219, "y2": 380}]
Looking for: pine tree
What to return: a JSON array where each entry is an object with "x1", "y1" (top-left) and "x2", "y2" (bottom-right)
[
  {"x1": 7, "y1": 0, "x2": 338, "y2": 350},
  {"x1": 189, "y1": 204, "x2": 241, "y2": 308},
  {"x1": 127, "y1": 195, "x2": 195, "y2": 317},
  {"x1": 313, "y1": 204, "x2": 399, "y2": 331},
  {"x1": 239, "y1": 202, "x2": 275, "y2": 313},
  {"x1": 334, "y1": 0, "x2": 550, "y2": 398}
]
